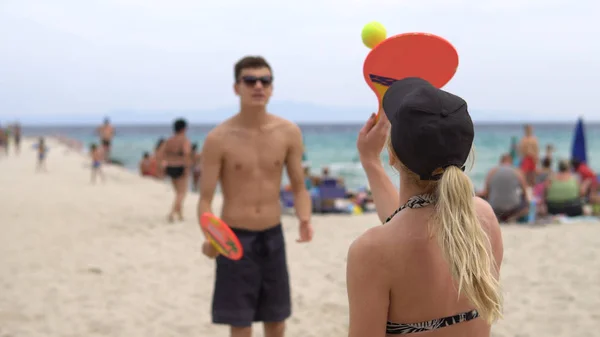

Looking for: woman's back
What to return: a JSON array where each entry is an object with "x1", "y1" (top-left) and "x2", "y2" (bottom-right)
[
  {"x1": 366, "y1": 197, "x2": 502, "y2": 336},
  {"x1": 546, "y1": 174, "x2": 579, "y2": 202},
  {"x1": 162, "y1": 136, "x2": 188, "y2": 166}
]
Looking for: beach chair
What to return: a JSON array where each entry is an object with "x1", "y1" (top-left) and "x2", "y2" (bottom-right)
[
  {"x1": 320, "y1": 178, "x2": 338, "y2": 187},
  {"x1": 280, "y1": 189, "x2": 295, "y2": 215},
  {"x1": 315, "y1": 185, "x2": 348, "y2": 213}
]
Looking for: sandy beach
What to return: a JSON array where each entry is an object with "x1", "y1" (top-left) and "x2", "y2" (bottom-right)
[{"x1": 1, "y1": 137, "x2": 599, "y2": 337}]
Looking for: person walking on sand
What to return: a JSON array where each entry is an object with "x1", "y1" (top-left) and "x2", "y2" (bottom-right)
[
  {"x1": 156, "y1": 119, "x2": 192, "y2": 222},
  {"x1": 89, "y1": 143, "x2": 105, "y2": 183},
  {"x1": 348, "y1": 78, "x2": 503, "y2": 336},
  {"x1": 518, "y1": 124, "x2": 539, "y2": 186},
  {"x1": 96, "y1": 117, "x2": 115, "y2": 161},
  {"x1": 13, "y1": 122, "x2": 21, "y2": 155},
  {"x1": 35, "y1": 137, "x2": 48, "y2": 172},
  {"x1": 198, "y1": 56, "x2": 313, "y2": 337}
]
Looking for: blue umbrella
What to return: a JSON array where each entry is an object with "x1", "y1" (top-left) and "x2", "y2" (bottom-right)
[{"x1": 571, "y1": 116, "x2": 587, "y2": 163}]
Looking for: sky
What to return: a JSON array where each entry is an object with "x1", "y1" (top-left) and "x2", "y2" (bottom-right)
[{"x1": 0, "y1": 0, "x2": 599, "y2": 124}]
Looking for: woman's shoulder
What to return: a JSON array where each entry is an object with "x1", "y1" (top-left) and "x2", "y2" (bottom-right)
[
  {"x1": 473, "y1": 196, "x2": 503, "y2": 261},
  {"x1": 473, "y1": 197, "x2": 499, "y2": 229},
  {"x1": 347, "y1": 226, "x2": 394, "y2": 268}
]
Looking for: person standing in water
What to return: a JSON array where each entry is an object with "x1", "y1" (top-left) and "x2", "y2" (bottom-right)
[
  {"x1": 198, "y1": 56, "x2": 313, "y2": 337},
  {"x1": 348, "y1": 78, "x2": 503, "y2": 336},
  {"x1": 89, "y1": 143, "x2": 105, "y2": 183},
  {"x1": 96, "y1": 117, "x2": 115, "y2": 161},
  {"x1": 156, "y1": 119, "x2": 192, "y2": 222}
]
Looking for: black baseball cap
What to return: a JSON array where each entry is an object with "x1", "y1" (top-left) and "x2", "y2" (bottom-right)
[{"x1": 382, "y1": 77, "x2": 474, "y2": 181}]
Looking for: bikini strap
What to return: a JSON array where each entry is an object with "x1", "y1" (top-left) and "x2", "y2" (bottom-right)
[{"x1": 383, "y1": 194, "x2": 436, "y2": 224}]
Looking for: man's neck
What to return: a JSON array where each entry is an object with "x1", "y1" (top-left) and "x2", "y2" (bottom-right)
[{"x1": 237, "y1": 106, "x2": 268, "y2": 128}]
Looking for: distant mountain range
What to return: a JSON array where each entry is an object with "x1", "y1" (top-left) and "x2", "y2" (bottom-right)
[{"x1": 1, "y1": 100, "x2": 589, "y2": 125}]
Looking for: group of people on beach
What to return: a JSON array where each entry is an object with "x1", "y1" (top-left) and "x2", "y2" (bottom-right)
[
  {"x1": 479, "y1": 124, "x2": 598, "y2": 222},
  {"x1": 5, "y1": 56, "x2": 525, "y2": 337},
  {"x1": 0, "y1": 122, "x2": 22, "y2": 157}
]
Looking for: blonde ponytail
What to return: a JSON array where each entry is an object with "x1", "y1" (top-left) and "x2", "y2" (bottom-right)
[{"x1": 434, "y1": 166, "x2": 503, "y2": 324}]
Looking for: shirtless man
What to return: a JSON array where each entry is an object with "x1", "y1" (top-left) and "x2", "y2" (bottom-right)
[
  {"x1": 518, "y1": 124, "x2": 539, "y2": 186},
  {"x1": 198, "y1": 56, "x2": 313, "y2": 337},
  {"x1": 96, "y1": 117, "x2": 115, "y2": 160}
]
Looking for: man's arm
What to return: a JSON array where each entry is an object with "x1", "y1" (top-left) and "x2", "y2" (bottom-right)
[
  {"x1": 197, "y1": 131, "x2": 223, "y2": 220},
  {"x1": 362, "y1": 161, "x2": 399, "y2": 223},
  {"x1": 532, "y1": 138, "x2": 539, "y2": 158},
  {"x1": 285, "y1": 124, "x2": 311, "y2": 222},
  {"x1": 182, "y1": 139, "x2": 193, "y2": 167},
  {"x1": 155, "y1": 142, "x2": 165, "y2": 171}
]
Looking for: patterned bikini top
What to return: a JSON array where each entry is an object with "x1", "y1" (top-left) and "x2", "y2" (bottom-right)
[{"x1": 383, "y1": 194, "x2": 480, "y2": 335}]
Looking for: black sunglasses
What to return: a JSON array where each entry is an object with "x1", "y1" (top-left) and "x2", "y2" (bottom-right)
[{"x1": 240, "y1": 75, "x2": 273, "y2": 87}]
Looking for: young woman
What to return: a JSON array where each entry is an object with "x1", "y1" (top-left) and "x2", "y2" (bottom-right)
[
  {"x1": 348, "y1": 78, "x2": 503, "y2": 336},
  {"x1": 156, "y1": 119, "x2": 192, "y2": 222}
]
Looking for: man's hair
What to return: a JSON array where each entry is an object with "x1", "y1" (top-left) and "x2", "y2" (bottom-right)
[
  {"x1": 570, "y1": 158, "x2": 582, "y2": 170},
  {"x1": 173, "y1": 118, "x2": 187, "y2": 133},
  {"x1": 234, "y1": 56, "x2": 272, "y2": 81}
]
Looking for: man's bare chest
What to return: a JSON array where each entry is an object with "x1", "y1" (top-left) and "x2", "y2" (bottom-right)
[{"x1": 222, "y1": 136, "x2": 288, "y2": 176}]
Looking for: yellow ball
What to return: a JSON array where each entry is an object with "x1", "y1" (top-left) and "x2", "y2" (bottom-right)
[{"x1": 361, "y1": 21, "x2": 387, "y2": 49}]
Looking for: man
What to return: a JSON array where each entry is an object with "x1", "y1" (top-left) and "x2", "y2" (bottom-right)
[
  {"x1": 198, "y1": 56, "x2": 313, "y2": 337},
  {"x1": 13, "y1": 122, "x2": 21, "y2": 155},
  {"x1": 479, "y1": 154, "x2": 530, "y2": 222},
  {"x1": 96, "y1": 117, "x2": 115, "y2": 160},
  {"x1": 518, "y1": 124, "x2": 539, "y2": 186}
]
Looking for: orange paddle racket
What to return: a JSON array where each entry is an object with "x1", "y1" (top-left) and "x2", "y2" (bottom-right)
[
  {"x1": 363, "y1": 32, "x2": 459, "y2": 120},
  {"x1": 200, "y1": 213, "x2": 243, "y2": 261}
]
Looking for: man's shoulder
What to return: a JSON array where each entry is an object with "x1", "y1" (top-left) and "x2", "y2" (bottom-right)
[
  {"x1": 207, "y1": 119, "x2": 234, "y2": 137},
  {"x1": 269, "y1": 115, "x2": 301, "y2": 133}
]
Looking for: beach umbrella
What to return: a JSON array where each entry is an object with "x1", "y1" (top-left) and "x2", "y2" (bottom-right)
[{"x1": 571, "y1": 116, "x2": 587, "y2": 163}]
